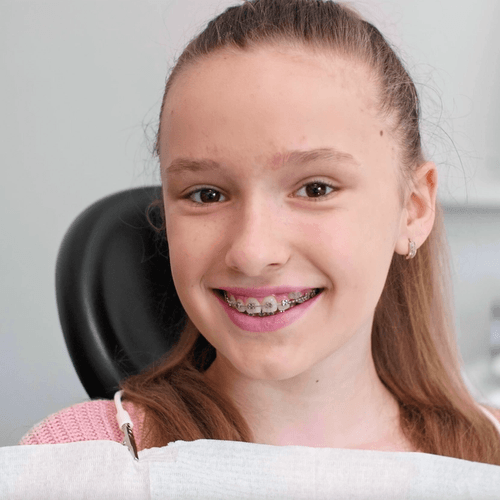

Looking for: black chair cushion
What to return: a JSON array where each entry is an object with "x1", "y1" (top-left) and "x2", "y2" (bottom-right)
[{"x1": 56, "y1": 186, "x2": 186, "y2": 399}]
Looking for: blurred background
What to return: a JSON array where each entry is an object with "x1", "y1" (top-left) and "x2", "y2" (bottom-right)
[{"x1": 1, "y1": 0, "x2": 500, "y2": 446}]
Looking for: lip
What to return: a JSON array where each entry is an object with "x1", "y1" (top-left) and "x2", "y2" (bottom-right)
[
  {"x1": 217, "y1": 286, "x2": 318, "y2": 298},
  {"x1": 213, "y1": 288, "x2": 322, "y2": 333}
]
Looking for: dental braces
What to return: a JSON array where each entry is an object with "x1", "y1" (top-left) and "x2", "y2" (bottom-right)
[{"x1": 223, "y1": 288, "x2": 321, "y2": 317}]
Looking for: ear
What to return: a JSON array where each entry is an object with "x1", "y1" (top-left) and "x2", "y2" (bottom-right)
[{"x1": 395, "y1": 162, "x2": 438, "y2": 257}]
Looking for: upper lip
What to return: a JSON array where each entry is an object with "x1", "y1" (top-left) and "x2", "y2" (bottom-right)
[{"x1": 216, "y1": 286, "x2": 320, "y2": 298}]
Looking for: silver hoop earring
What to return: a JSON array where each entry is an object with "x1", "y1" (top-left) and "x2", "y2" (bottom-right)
[{"x1": 406, "y1": 239, "x2": 417, "y2": 260}]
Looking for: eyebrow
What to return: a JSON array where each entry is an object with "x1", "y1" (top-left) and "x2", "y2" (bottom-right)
[{"x1": 165, "y1": 147, "x2": 360, "y2": 175}]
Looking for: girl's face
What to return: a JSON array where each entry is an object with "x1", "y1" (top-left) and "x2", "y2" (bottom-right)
[{"x1": 160, "y1": 46, "x2": 408, "y2": 381}]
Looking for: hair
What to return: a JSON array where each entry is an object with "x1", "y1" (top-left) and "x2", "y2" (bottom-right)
[{"x1": 121, "y1": 0, "x2": 500, "y2": 464}]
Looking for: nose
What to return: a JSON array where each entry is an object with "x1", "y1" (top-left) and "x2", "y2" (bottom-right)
[{"x1": 224, "y1": 198, "x2": 291, "y2": 277}]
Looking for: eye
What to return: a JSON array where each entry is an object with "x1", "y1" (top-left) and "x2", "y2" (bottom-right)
[
  {"x1": 187, "y1": 187, "x2": 226, "y2": 205},
  {"x1": 294, "y1": 181, "x2": 336, "y2": 199}
]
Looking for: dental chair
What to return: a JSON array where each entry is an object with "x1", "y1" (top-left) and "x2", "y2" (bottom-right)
[{"x1": 55, "y1": 186, "x2": 212, "y2": 399}]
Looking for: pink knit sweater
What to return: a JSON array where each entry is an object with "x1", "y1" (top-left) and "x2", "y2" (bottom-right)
[
  {"x1": 18, "y1": 397, "x2": 500, "y2": 450},
  {"x1": 18, "y1": 399, "x2": 146, "y2": 451}
]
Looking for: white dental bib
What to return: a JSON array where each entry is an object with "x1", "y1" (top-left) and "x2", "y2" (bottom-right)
[{"x1": 2, "y1": 438, "x2": 500, "y2": 499}]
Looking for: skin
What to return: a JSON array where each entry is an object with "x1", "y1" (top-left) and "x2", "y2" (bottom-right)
[{"x1": 159, "y1": 45, "x2": 438, "y2": 451}]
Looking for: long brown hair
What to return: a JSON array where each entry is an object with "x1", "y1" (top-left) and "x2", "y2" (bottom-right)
[{"x1": 121, "y1": 0, "x2": 500, "y2": 464}]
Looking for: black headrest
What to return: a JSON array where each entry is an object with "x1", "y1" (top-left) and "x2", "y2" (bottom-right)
[{"x1": 55, "y1": 187, "x2": 186, "y2": 399}]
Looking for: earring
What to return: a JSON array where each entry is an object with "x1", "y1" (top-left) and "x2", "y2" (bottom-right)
[{"x1": 406, "y1": 239, "x2": 417, "y2": 260}]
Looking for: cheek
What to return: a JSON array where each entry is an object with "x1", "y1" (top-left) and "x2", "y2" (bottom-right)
[
  {"x1": 298, "y1": 203, "x2": 397, "y2": 293},
  {"x1": 294, "y1": 212, "x2": 361, "y2": 272},
  {"x1": 337, "y1": 206, "x2": 399, "y2": 307},
  {"x1": 166, "y1": 220, "x2": 198, "y2": 290},
  {"x1": 165, "y1": 213, "x2": 224, "y2": 290}
]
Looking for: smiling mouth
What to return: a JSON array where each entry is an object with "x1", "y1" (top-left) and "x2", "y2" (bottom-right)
[{"x1": 216, "y1": 288, "x2": 323, "y2": 316}]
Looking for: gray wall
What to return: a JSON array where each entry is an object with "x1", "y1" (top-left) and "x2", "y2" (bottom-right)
[{"x1": 2, "y1": 0, "x2": 500, "y2": 447}]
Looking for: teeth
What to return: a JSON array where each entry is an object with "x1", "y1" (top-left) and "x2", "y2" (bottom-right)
[
  {"x1": 222, "y1": 289, "x2": 321, "y2": 316},
  {"x1": 296, "y1": 292, "x2": 309, "y2": 303},
  {"x1": 261, "y1": 296, "x2": 278, "y2": 314},
  {"x1": 245, "y1": 298, "x2": 262, "y2": 315},
  {"x1": 235, "y1": 299, "x2": 247, "y2": 313},
  {"x1": 277, "y1": 299, "x2": 291, "y2": 312}
]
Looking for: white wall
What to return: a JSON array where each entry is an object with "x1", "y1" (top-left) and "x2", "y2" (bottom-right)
[{"x1": 1, "y1": 0, "x2": 500, "y2": 446}]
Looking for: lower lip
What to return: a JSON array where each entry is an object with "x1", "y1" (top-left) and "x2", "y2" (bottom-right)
[{"x1": 214, "y1": 291, "x2": 322, "y2": 332}]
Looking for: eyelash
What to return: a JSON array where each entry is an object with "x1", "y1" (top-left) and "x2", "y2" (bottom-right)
[{"x1": 185, "y1": 181, "x2": 338, "y2": 206}]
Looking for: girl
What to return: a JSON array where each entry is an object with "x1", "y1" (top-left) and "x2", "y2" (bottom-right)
[{"x1": 20, "y1": 0, "x2": 500, "y2": 466}]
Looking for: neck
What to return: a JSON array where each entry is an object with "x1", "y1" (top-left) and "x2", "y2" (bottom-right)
[{"x1": 203, "y1": 342, "x2": 406, "y2": 450}]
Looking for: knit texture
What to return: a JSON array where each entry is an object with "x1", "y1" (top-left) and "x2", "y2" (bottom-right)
[
  {"x1": 17, "y1": 399, "x2": 500, "y2": 451},
  {"x1": 18, "y1": 399, "x2": 145, "y2": 451}
]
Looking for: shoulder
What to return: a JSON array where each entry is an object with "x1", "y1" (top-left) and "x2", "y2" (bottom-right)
[{"x1": 18, "y1": 398, "x2": 145, "y2": 448}]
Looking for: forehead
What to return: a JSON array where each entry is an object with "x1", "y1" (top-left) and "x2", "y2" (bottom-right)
[
  {"x1": 160, "y1": 45, "x2": 394, "y2": 175},
  {"x1": 166, "y1": 44, "x2": 378, "y2": 113}
]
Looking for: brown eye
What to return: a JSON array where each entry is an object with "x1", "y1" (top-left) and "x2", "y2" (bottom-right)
[
  {"x1": 188, "y1": 188, "x2": 226, "y2": 204},
  {"x1": 199, "y1": 189, "x2": 220, "y2": 203},
  {"x1": 306, "y1": 183, "x2": 327, "y2": 197},
  {"x1": 296, "y1": 182, "x2": 335, "y2": 199}
]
